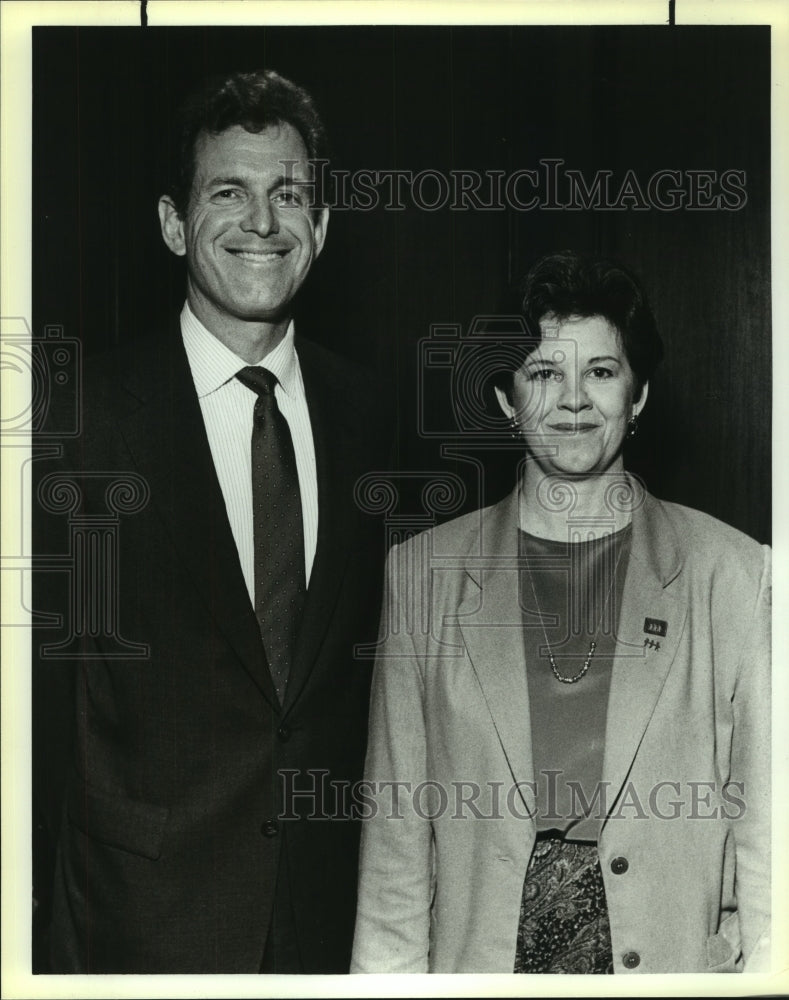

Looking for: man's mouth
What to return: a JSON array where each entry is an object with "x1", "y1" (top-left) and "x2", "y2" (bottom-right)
[{"x1": 227, "y1": 249, "x2": 288, "y2": 262}]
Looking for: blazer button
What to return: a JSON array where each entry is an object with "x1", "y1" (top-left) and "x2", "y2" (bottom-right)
[
  {"x1": 610, "y1": 856, "x2": 629, "y2": 874},
  {"x1": 261, "y1": 819, "x2": 279, "y2": 838},
  {"x1": 622, "y1": 951, "x2": 640, "y2": 969},
  {"x1": 277, "y1": 724, "x2": 291, "y2": 743}
]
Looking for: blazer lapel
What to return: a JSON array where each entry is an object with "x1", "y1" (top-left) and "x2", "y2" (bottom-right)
[
  {"x1": 116, "y1": 330, "x2": 278, "y2": 706},
  {"x1": 457, "y1": 489, "x2": 537, "y2": 818},
  {"x1": 601, "y1": 488, "x2": 687, "y2": 823},
  {"x1": 456, "y1": 484, "x2": 689, "y2": 828}
]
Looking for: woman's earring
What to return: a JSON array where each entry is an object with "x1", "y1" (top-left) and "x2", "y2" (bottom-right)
[
  {"x1": 509, "y1": 416, "x2": 521, "y2": 440},
  {"x1": 626, "y1": 414, "x2": 639, "y2": 439}
]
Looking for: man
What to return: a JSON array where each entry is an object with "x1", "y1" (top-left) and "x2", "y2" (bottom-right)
[{"x1": 33, "y1": 69, "x2": 387, "y2": 974}]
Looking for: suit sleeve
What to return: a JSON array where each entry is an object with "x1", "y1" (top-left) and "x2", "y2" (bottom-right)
[
  {"x1": 732, "y1": 544, "x2": 771, "y2": 971},
  {"x1": 31, "y1": 428, "x2": 80, "y2": 960},
  {"x1": 351, "y1": 540, "x2": 433, "y2": 972}
]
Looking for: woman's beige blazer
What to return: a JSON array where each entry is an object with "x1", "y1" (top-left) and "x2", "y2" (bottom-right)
[{"x1": 351, "y1": 483, "x2": 771, "y2": 974}]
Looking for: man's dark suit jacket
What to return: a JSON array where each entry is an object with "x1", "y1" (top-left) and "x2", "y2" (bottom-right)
[{"x1": 32, "y1": 324, "x2": 388, "y2": 973}]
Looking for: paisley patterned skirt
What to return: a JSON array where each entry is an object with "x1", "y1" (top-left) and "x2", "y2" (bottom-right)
[{"x1": 514, "y1": 835, "x2": 614, "y2": 974}]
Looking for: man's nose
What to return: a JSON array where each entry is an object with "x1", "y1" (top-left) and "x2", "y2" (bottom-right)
[{"x1": 240, "y1": 196, "x2": 279, "y2": 237}]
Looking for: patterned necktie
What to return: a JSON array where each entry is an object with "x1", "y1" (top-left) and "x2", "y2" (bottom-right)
[{"x1": 236, "y1": 366, "x2": 306, "y2": 702}]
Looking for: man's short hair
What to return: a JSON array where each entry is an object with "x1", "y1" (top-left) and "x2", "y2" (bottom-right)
[{"x1": 169, "y1": 68, "x2": 330, "y2": 215}]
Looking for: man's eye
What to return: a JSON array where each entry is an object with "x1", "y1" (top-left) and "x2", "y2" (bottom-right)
[
  {"x1": 273, "y1": 189, "x2": 304, "y2": 207},
  {"x1": 213, "y1": 188, "x2": 241, "y2": 201}
]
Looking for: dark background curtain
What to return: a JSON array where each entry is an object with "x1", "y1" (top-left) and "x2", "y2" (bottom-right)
[{"x1": 32, "y1": 25, "x2": 771, "y2": 542}]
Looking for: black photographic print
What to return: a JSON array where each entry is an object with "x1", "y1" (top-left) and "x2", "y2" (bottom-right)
[{"x1": 2, "y1": 1, "x2": 786, "y2": 997}]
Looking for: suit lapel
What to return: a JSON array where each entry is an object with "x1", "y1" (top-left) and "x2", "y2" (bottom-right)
[
  {"x1": 282, "y1": 340, "x2": 356, "y2": 711},
  {"x1": 457, "y1": 489, "x2": 537, "y2": 817},
  {"x1": 601, "y1": 489, "x2": 687, "y2": 824},
  {"x1": 116, "y1": 330, "x2": 278, "y2": 706}
]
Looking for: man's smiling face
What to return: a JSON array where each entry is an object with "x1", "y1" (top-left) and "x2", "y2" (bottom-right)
[{"x1": 161, "y1": 122, "x2": 328, "y2": 341}]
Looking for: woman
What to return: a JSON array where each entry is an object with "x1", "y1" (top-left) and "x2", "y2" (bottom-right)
[{"x1": 351, "y1": 251, "x2": 770, "y2": 974}]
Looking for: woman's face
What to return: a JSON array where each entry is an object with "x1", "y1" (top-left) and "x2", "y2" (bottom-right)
[{"x1": 495, "y1": 313, "x2": 647, "y2": 479}]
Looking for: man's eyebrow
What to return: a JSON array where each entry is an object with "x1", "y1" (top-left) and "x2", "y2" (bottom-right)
[
  {"x1": 205, "y1": 174, "x2": 313, "y2": 188},
  {"x1": 206, "y1": 175, "x2": 247, "y2": 188},
  {"x1": 271, "y1": 173, "x2": 313, "y2": 187}
]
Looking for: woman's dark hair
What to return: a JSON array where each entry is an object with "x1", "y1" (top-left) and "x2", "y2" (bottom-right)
[
  {"x1": 493, "y1": 250, "x2": 664, "y2": 400},
  {"x1": 168, "y1": 69, "x2": 330, "y2": 215}
]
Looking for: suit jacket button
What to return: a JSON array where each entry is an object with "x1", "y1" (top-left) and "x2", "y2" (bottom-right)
[
  {"x1": 277, "y1": 724, "x2": 291, "y2": 742},
  {"x1": 622, "y1": 951, "x2": 640, "y2": 969},
  {"x1": 611, "y1": 856, "x2": 629, "y2": 874},
  {"x1": 261, "y1": 819, "x2": 279, "y2": 838}
]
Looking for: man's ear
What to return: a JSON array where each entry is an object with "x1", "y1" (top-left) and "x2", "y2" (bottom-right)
[
  {"x1": 158, "y1": 196, "x2": 186, "y2": 257},
  {"x1": 312, "y1": 207, "x2": 329, "y2": 259}
]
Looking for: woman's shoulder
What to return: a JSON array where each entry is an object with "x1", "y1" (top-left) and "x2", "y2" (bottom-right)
[
  {"x1": 654, "y1": 495, "x2": 766, "y2": 548},
  {"x1": 649, "y1": 494, "x2": 769, "y2": 578},
  {"x1": 388, "y1": 501, "x2": 500, "y2": 558}
]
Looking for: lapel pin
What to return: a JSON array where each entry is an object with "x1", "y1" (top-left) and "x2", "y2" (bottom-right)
[
  {"x1": 644, "y1": 638, "x2": 661, "y2": 651},
  {"x1": 644, "y1": 617, "x2": 668, "y2": 637}
]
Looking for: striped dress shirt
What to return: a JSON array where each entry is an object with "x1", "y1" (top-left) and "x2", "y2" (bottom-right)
[{"x1": 180, "y1": 303, "x2": 319, "y2": 599}]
